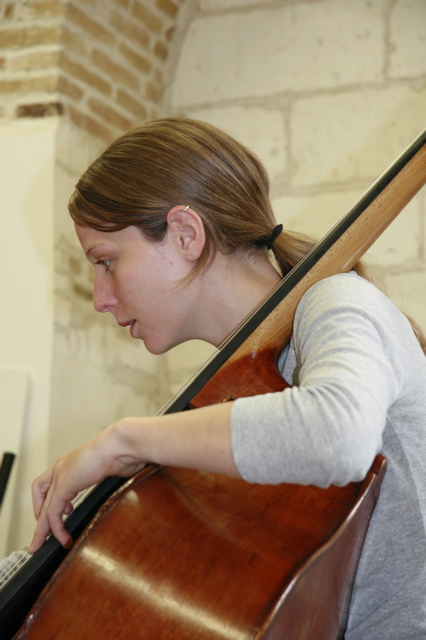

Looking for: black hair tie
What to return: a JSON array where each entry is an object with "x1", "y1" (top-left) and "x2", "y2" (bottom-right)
[{"x1": 263, "y1": 224, "x2": 283, "y2": 250}]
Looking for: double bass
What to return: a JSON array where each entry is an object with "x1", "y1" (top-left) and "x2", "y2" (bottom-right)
[{"x1": 1, "y1": 130, "x2": 425, "y2": 639}]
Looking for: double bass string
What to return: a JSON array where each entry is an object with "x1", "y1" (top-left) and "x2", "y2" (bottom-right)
[
  {"x1": 0, "y1": 484, "x2": 94, "y2": 590},
  {"x1": 0, "y1": 549, "x2": 30, "y2": 588}
]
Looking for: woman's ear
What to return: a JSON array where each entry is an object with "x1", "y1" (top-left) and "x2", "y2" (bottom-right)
[{"x1": 166, "y1": 206, "x2": 206, "y2": 262}]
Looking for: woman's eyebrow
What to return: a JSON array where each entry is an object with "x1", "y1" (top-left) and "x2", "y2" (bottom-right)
[{"x1": 85, "y1": 244, "x2": 115, "y2": 260}]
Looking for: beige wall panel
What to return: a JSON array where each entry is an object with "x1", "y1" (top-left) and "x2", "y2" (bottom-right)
[
  {"x1": 171, "y1": 0, "x2": 384, "y2": 106},
  {"x1": 291, "y1": 86, "x2": 426, "y2": 186},
  {"x1": 188, "y1": 105, "x2": 288, "y2": 181},
  {"x1": 389, "y1": 0, "x2": 426, "y2": 78}
]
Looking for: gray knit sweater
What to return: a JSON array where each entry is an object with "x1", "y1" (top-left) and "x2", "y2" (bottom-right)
[{"x1": 231, "y1": 272, "x2": 426, "y2": 638}]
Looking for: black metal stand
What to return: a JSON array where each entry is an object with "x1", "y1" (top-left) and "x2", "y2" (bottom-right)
[{"x1": 0, "y1": 453, "x2": 16, "y2": 510}]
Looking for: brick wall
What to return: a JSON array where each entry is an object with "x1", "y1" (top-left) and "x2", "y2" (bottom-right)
[
  {"x1": 0, "y1": 0, "x2": 184, "y2": 142},
  {"x1": 0, "y1": 1, "x2": 62, "y2": 121}
]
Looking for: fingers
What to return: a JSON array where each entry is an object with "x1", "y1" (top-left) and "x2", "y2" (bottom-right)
[
  {"x1": 29, "y1": 424, "x2": 145, "y2": 553},
  {"x1": 29, "y1": 489, "x2": 74, "y2": 553},
  {"x1": 31, "y1": 469, "x2": 53, "y2": 520},
  {"x1": 30, "y1": 467, "x2": 76, "y2": 553},
  {"x1": 64, "y1": 501, "x2": 74, "y2": 516},
  {"x1": 29, "y1": 516, "x2": 73, "y2": 554}
]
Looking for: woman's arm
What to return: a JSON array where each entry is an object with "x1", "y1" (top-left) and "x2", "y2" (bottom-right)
[
  {"x1": 29, "y1": 402, "x2": 237, "y2": 553},
  {"x1": 232, "y1": 274, "x2": 403, "y2": 487}
]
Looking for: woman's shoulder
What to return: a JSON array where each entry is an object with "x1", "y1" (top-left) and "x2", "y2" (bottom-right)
[
  {"x1": 302, "y1": 271, "x2": 384, "y2": 305},
  {"x1": 294, "y1": 271, "x2": 422, "y2": 362},
  {"x1": 297, "y1": 271, "x2": 400, "y2": 323}
]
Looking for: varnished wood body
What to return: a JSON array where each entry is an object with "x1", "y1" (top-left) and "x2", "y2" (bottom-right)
[{"x1": 15, "y1": 457, "x2": 386, "y2": 640}]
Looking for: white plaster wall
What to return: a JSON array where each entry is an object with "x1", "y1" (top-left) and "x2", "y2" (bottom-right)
[
  {"x1": 164, "y1": 0, "x2": 426, "y2": 381},
  {"x1": 0, "y1": 119, "x2": 57, "y2": 551}
]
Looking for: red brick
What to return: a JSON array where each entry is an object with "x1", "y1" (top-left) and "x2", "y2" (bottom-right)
[
  {"x1": 119, "y1": 42, "x2": 151, "y2": 74},
  {"x1": 109, "y1": 10, "x2": 150, "y2": 49},
  {"x1": 166, "y1": 25, "x2": 176, "y2": 41},
  {"x1": 132, "y1": 1, "x2": 163, "y2": 33},
  {"x1": 62, "y1": 26, "x2": 88, "y2": 57},
  {"x1": 91, "y1": 49, "x2": 140, "y2": 92},
  {"x1": 61, "y1": 54, "x2": 112, "y2": 96},
  {"x1": 67, "y1": 5, "x2": 116, "y2": 47},
  {"x1": 88, "y1": 97, "x2": 133, "y2": 131},
  {"x1": 69, "y1": 105, "x2": 113, "y2": 144},
  {"x1": 3, "y1": 4, "x2": 15, "y2": 19},
  {"x1": 145, "y1": 80, "x2": 163, "y2": 104},
  {"x1": 9, "y1": 49, "x2": 60, "y2": 72},
  {"x1": 0, "y1": 25, "x2": 61, "y2": 48},
  {"x1": 153, "y1": 40, "x2": 168, "y2": 61},
  {"x1": 21, "y1": 1, "x2": 66, "y2": 20},
  {"x1": 156, "y1": 0, "x2": 178, "y2": 19},
  {"x1": 116, "y1": 88, "x2": 148, "y2": 120},
  {"x1": 16, "y1": 101, "x2": 64, "y2": 118},
  {"x1": 0, "y1": 74, "x2": 58, "y2": 94},
  {"x1": 58, "y1": 73, "x2": 84, "y2": 101}
]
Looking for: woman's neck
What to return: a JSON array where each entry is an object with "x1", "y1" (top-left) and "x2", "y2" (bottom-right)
[{"x1": 194, "y1": 251, "x2": 282, "y2": 347}]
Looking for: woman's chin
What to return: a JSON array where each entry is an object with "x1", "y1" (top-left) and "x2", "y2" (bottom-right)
[{"x1": 142, "y1": 337, "x2": 172, "y2": 356}]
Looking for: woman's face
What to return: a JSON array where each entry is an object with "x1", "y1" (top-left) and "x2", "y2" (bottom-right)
[{"x1": 75, "y1": 223, "x2": 203, "y2": 354}]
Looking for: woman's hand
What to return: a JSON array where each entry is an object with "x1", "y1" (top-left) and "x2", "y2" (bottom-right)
[
  {"x1": 29, "y1": 422, "x2": 146, "y2": 553},
  {"x1": 29, "y1": 404, "x2": 238, "y2": 554}
]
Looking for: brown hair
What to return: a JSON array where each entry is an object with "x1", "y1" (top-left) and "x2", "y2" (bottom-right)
[
  {"x1": 69, "y1": 117, "x2": 426, "y2": 352},
  {"x1": 70, "y1": 117, "x2": 281, "y2": 278}
]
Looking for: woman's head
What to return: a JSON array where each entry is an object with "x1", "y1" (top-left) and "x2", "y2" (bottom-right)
[{"x1": 69, "y1": 117, "x2": 290, "y2": 277}]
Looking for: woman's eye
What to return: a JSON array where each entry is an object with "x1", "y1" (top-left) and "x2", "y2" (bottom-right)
[{"x1": 97, "y1": 259, "x2": 111, "y2": 270}]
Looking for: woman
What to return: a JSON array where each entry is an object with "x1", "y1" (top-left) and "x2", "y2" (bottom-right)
[{"x1": 30, "y1": 118, "x2": 426, "y2": 638}]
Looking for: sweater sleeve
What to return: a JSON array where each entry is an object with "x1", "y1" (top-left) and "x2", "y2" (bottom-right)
[{"x1": 230, "y1": 273, "x2": 405, "y2": 487}]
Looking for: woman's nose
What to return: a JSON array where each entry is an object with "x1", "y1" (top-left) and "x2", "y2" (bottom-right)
[{"x1": 93, "y1": 277, "x2": 117, "y2": 313}]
